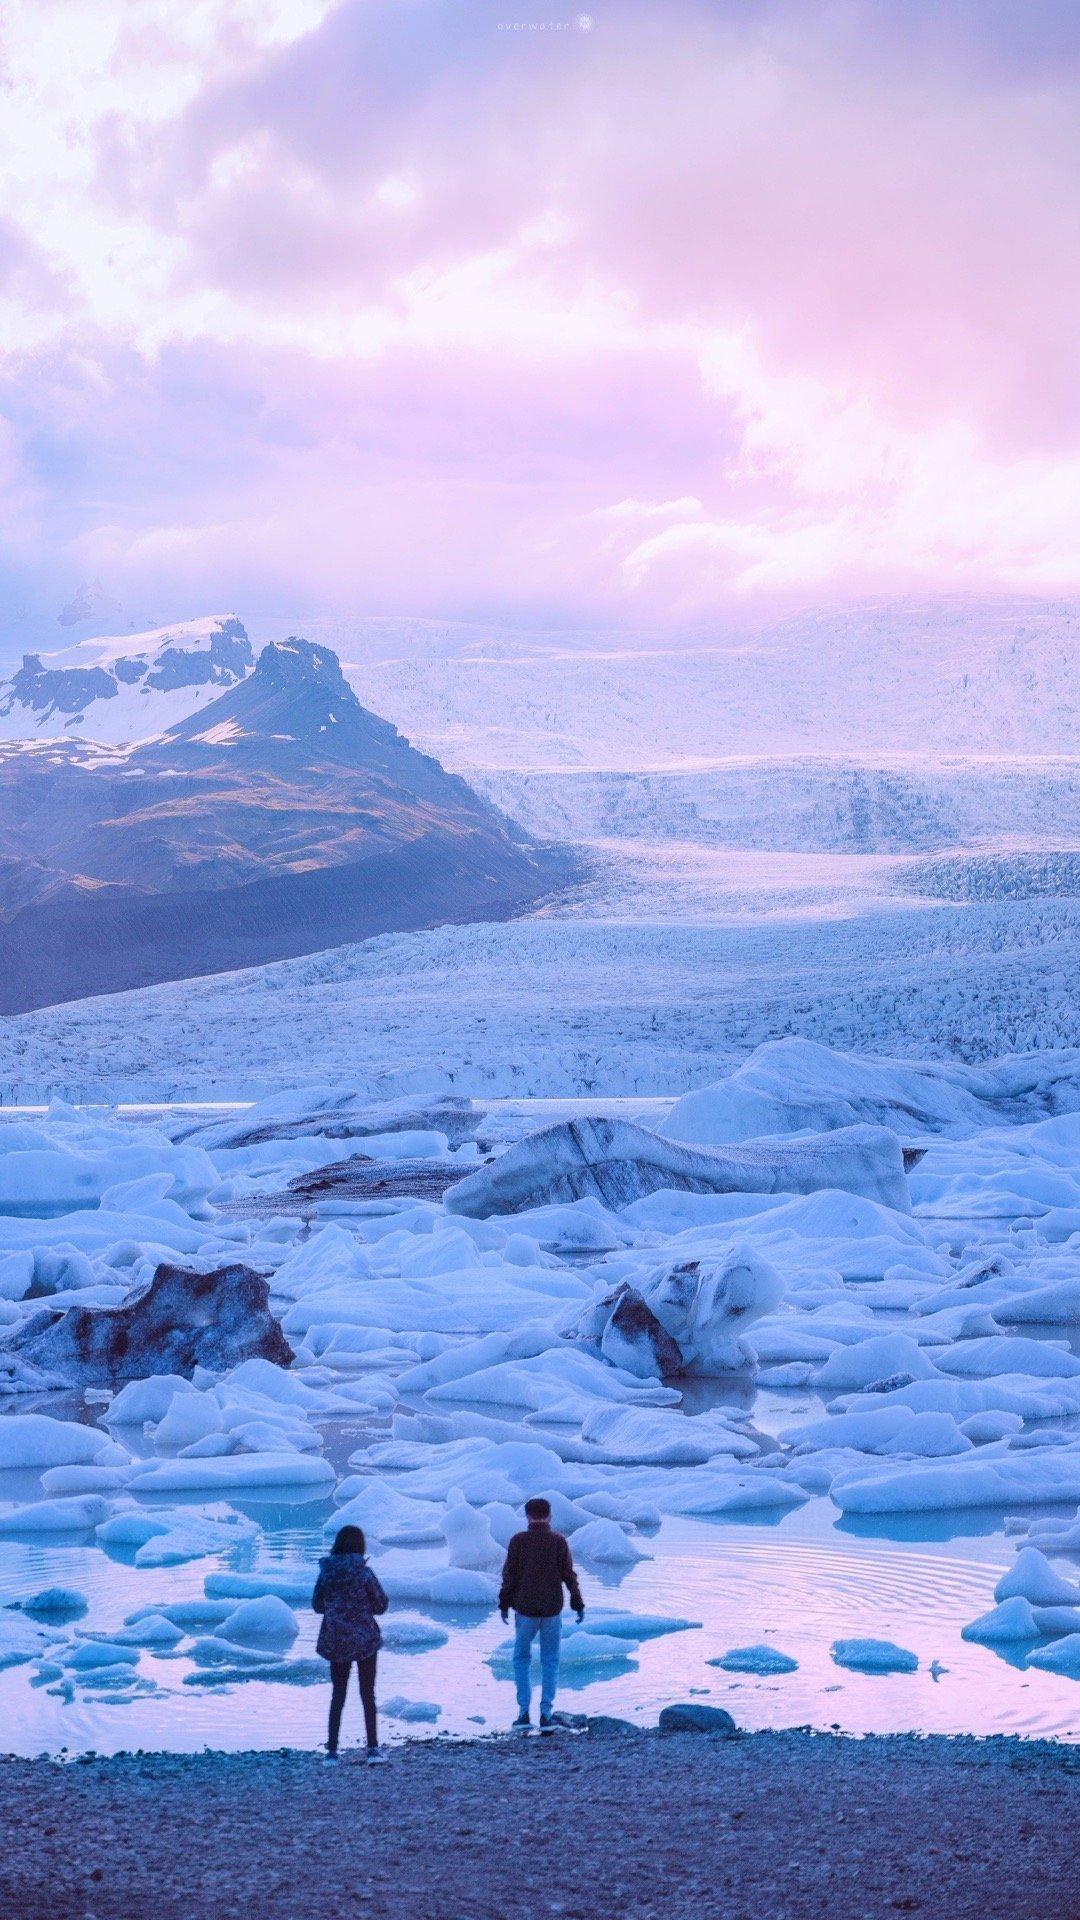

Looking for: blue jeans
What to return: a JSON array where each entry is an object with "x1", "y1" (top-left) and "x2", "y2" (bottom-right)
[{"x1": 513, "y1": 1612, "x2": 562, "y2": 1717}]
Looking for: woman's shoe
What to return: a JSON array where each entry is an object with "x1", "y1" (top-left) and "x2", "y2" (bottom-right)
[
  {"x1": 366, "y1": 1745, "x2": 388, "y2": 1764},
  {"x1": 324, "y1": 1748, "x2": 339, "y2": 1760},
  {"x1": 511, "y1": 1712, "x2": 531, "y2": 1733}
]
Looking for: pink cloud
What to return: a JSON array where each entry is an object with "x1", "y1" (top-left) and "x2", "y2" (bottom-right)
[{"x1": 1, "y1": 0, "x2": 1078, "y2": 626}]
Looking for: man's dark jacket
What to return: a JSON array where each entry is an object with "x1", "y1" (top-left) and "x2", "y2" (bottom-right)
[{"x1": 498, "y1": 1519, "x2": 584, "y2": 1618}]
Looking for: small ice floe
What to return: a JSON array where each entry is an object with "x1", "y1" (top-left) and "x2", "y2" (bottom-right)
[
  {"x1": 212, "y1": 1595, "x2": 299, "y2": 1651},
  {"x1": 708, "y1": 1645, "x2": 799, "y2": 1675},
  {"x1": 96, "y1": 1502, "x2": 260, "y2": 1567},
  {"x1": 0, "y1": 1413, "x2": 117, "y2": 1469},
  {"x1": 184, "y1": 1657, "x2": 326, "y2": 1688},
  {"x1": 0, "y1": 1494, "x2": 113, "y2": 1535},
  {"x1": 108, "y1": 1613, "x2": 186, "y2": 1649},
  {"x1": 569, "y1": 1517, "x2": 650, "y2": 1566},
  {"x1": 586, "y1": 1610, "x2": 699, "y2": 1641},
  {"x1": 380, "y1": 1566, "x2": 499, "y2": 1608},
  {"x1": 439, "y1": 1490, "x2": 503, "y2": 1569},
  {"x1": 126, "y1": 1451, "x2": 334, "y2": 1493},
  {"x1": 204, "y1": 1569, "x2": 316, "y2": 1607},
  {"x1": 994, "y1": 1548, "x2": 1080, "y2": 1608},
  {"x1": 1025, "y1": 1634, "x2": 1080, "y2": 1677},
  {"x1": 830, "y1": 1639, "x2": 919, "y2": 1674},
  {"x1": 328, "y1": 1481, "x2": 446, "y2": 1546},
  {"x1": 382, "y1": 1695, "x2": 441, "y2": 1722},
  {"x1": 12, "y1": 1585, "x2": 88, "y2": 1621},
  {"x1": 961, "y1": 1598, "x2": 1041, "y2": 1645},
  {"x1": 62, "y1": 1641, "x2": 141, "y2": 1672},
  {"x1": 381, "y1": 1615, "x2": 449, "y2": 1652}
]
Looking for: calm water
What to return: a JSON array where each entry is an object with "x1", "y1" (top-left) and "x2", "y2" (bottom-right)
[{"x1": 1, "y1": 1402, "x2": 1077, "y2": 1755}]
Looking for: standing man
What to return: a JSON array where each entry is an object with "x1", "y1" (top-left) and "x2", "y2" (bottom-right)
[{"x1": 499, "y1": 1495, "x2": 585, "y2": 1734}]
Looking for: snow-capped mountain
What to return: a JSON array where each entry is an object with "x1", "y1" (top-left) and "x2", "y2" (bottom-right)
[
  {"x1": 0, "y1": 615, "x2": 253, "y2": 743},
  {"x1": 0, "y1": 638, "x2": 570, "y2": 1012}
]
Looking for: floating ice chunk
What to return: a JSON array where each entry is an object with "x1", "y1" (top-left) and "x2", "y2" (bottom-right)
[
  {"x1": 569, "y1": 1518, "x2": 649, "y2": 1565},
  {"x1": 0, "y1": 1414, "x2": 114, "y2": 1469},
  {"x1": 153, "y1": 1392, "x2": 224, "y2": 1453},
  {"x1": 104, "y1": 1375, "x2": 198, "y2": 1427},
  {"x1": 63, "y1": 1640, "x2": 141, "y2": 1671},
  {"x1": 16, "y1": 1586, "x2": 88, "y2": 1621},
  {"x1": 328, "y1": 1482, "x2": 446, "y2": 1546},
  {"x1": 661, "y1": 1038, "x2": 1028, "y2": 1143},
  {"x1": 831, "y1": 1638, "x2": 918, "y2": 1674},
  {"x1": 1017, "y1": 1507, "x2": 1080, "y2": 1553},
  {"x1": 204, "y1": 1569, "x2": 316, "y2": 1606},
  {"x1": 709, "y1": 1645, "x2": 799, "y2": 1674},
  {"x1": 1025, "y1": 1634, "x2": 1080, "y2": 1676},
  {"x1": 656, "y1": 1467, "x2": 809, "y2": 1517},
  {"x1": 959, "y1": 1412, "x2": 1025, "y2": 1444},
  {"x1": 0, "y1": 1252, "x2": 33, "y2": 1302},
  {"x1": 640, "y1": 1249, "x2": 785, "y2": 1378},
  {"x1": 0, "y1": 1493, "x2": 112, "y2": 1534},
  {"x1": 586, "y1": 1610, "x2": 698, "y2": 1640},
  {"x1": 381, "y1": 1615, "x2": 449, "y2": 1652},
  {"x1": 936, "y1": 1337, "x2": 1080, "y2": 1380},
  {"x1": 831, "y1": 1453, "x2": 1080, "y2": 1514},
  {"x1": 39, "y1": 1463, "x2": 133, "y2": 1495},
  {"x1": 214, "y1": 1595, "x2": 299, "y2": 1650},
  {"x1": 377, "y1": 1566, "x2": 498, "y2": 1608},
  {"x1": 1032, "y1": 1605, "x2": 1080, "y2": 1636},
  {"x1": 577, "y1": 1403, "x2": 753, "y2": 1468},
  {"x1": 781, "y1": 1407, "x2": 971, "y2": 1459},
  {"x1": 96, "y1": 1503, "x2": 259, "y2": 1567},
  {"x1": 180, "y1": 1433, "x2": 236, "y2": 1459},
  {"x1": 815, "y1": 1335, "x2": 941, "y2": 1395},
  {"x1": 440, "y1": 1491, "x2": 502, "y2": 1569},
  {"x1": 994, "y1": 1548, "x2": 1080, "y2": 1607},
  {"x1": 993, "y1": 1279, "x2": 1080, "y2": 1326},
  {"x1": 184, "y1": 1656, "x2": 326, "y2": 1688},
  {"x1": 382, "y1": 1695, "x2": 441, "y2": 1722},
  {"x1": 830, "y1": 1374, "x2": 1080, "y2": 1424},
  {"x1": 576, "y1": 1491, "x2": 662, "y2": 1528},
  {"x1": 961, "y1": 1598, "x2": 1041, "y2": 1644},
  {"x1": 447, "y1": 1115, "x2": 910, "y2": 1217},
  {"x1": 110, "y1": 1613, "x2": 186, "y2": 1648},
  {"x1": 127, "y1": 1452, "x2": 334, "y2": 1493}
]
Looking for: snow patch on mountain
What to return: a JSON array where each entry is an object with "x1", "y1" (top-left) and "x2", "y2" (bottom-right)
[{"x1": 0, "y1": 617, "x2": 253, "y2": 745}]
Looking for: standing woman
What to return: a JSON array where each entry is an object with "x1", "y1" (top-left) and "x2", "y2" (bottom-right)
[{"x1": 313, "y1": 1523, "x2": 389, "y2": 1762}]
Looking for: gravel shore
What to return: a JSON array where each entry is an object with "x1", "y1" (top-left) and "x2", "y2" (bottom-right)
[{"x1": 2, "y1": 1725, "x2": 1076, "y2": 1920}]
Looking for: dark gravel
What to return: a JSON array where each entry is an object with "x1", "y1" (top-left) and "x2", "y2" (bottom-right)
[{"x1": 2, "y1": 1725, "x2": 1077, "y2": 1920}]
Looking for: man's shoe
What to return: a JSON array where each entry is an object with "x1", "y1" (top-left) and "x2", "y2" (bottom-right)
[
  {"x1": 366, "y1": 1746, "x2": 388, "y2": 1765},
  {"x1": 324, "y1": 1747, "x2": 339, "y2": 1760},
  {"x1": 511, "y1": 1712, "x2": 531, "y2": 1733},
  {"x1": 539, "y1": 1714, "x2": 558, "y2": 1735}
]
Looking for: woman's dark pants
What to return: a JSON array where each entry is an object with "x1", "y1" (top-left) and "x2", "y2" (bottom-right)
[{"x1": 328, "y1": 1652, "x2": 378, "y2": 1752}]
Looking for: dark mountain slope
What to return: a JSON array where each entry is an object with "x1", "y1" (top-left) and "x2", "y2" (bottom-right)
[{"x1": 0, "y1": 639, "x2": 572, "y2": 1012}]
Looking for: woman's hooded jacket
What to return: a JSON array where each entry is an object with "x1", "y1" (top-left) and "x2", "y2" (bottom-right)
[{"x1": 312, "y1": 1553, "x2": 388, "y2": 1662}]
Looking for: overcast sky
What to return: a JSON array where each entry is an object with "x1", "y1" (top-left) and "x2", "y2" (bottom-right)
[{"x1": 1, "y1": 0, "x2": 1077, "y2": 636}]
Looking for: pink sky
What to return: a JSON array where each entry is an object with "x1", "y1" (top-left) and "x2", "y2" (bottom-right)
[{"x1": 0, "y1": 0, "x2": 1078, "y2": 630}]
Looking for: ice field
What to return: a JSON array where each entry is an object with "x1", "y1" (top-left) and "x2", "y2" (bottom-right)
[{"x1": 0, "y1": 1043, "x2": 1078, "y2": 1753}]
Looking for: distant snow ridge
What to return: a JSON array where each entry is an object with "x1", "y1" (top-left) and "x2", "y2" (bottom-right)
[{"x1": 0, "y1": 616, "x2": 252, "y2": 744}]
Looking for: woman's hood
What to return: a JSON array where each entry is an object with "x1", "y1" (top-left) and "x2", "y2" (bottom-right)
[{"x1": 319, "y1": 1552, "x2": 368, "y2": 1574}]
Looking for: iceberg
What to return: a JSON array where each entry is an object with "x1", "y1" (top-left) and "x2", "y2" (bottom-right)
[{"x1": 444, "y1": 1116, "x2": 909, "y2": 1218}]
